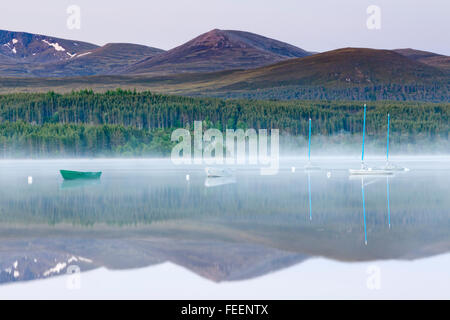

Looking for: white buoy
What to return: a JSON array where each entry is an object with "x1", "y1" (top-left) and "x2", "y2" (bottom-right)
[
  {"x1": 186, "y1": 174, "x2": 190, "y2": 181},
  {"x1": 28, "y1": 176, "x2": 33, "y2": 184},
  {"x1": 291, "y1": 166, "x2": 296, "y2": 173},
  {"x1": 327, "y1": 172, "x2": 331, "y2": 178}
]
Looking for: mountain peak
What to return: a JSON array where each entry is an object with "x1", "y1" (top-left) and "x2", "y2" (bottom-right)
[
  {"x1": 184, "y1": 29, "x2": 248, "y2": 50},
  {"x1": 125, "y1": 29, "x2": 311, "y2": 75}
]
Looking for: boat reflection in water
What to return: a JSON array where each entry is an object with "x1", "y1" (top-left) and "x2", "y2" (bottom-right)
[
  {"x1": 204, "y1": 176, "x2": 237, "y2": 188},
  {"x1": 350, "y1": 173, "x2": 395, "y2": 245},
  {"x1": 61, "y1": 179, "x2": 102, "y2": 190}
]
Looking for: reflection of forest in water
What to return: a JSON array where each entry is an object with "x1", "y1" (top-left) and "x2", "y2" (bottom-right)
[
  {"x1": 0, "y1": 170, "x2": 447, "y2": 227},
  {"x1": 0, "y1": 169, "x2": 448, "y2": 252},
  {"x1": 0, "y1": 164, "x2": 449, "y2": 285}
]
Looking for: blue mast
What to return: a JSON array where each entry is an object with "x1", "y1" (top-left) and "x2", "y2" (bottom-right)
[
  {"x1": 308, "y1": 118, "x2": 312, "y2": 161},
  {"x1": 387, "y1": 177, "x2": 391, "y2": 229},
  {"x1": 362, "y1": 178, "x2": 368, "y2": 245},
  {"x1": 308, "y1": 173, "x2": 312, "y2": 221},
  {"x1": 386, "y1": 113, "x2": 390, "y2": 163},
  {"x1": 361, "y1": 104, "x2": 367, "y2": 165}
]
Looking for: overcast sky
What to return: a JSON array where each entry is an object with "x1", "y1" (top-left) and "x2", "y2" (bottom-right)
[{"x1": 0, "y1": 0, "x2": 448, "y2": 55}]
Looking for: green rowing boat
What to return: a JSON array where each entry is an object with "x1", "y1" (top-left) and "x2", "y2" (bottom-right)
[{"x1": 60, "y1": 170, "x2": 102, "y2": 180}]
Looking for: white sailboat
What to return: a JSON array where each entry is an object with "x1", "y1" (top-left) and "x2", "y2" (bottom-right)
[
  {"x1": 349, "y1": 105, "x2": 393, "y2": 176},
  {"x1": 349, "y1": 167, "x2": 393, "y2": 175}
]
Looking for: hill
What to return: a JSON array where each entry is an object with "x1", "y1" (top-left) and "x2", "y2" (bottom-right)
[
  {"x1": 0, "y1": 29, "x2": 447, "y2": 101},
  {"x1": 218, "y1": 48, "x2": 446, "y2": 89},
  {"x1": 0, "y1": 29, "x2": 165, "y2": 77},
  {"x1": 124, "y1": 29, "x2": 311, "y2": 75},
  {"x1": 0, "y1": 29, "x2": 98, "y2": 64},
  {"x1": 31, "y1": 43, "x2": 165, "y2": 77},
  {"x1": 394, "y1": 48, "x2": 450, "y2": 72}
]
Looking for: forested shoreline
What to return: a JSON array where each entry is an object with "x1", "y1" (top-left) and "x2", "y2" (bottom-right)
[
  {"x1": 0, "y1": 90, "x2": 448, "y2": 157},
  {"x1": 214, "y1": 83, "x2": 449, "y2": 102}
]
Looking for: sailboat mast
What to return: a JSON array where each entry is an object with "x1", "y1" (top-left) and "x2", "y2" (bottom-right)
[
  {"x1": 387, "y1": 176, "x2": 391, "y2": 229},
  {"x1": 308, "y1": 118, "x2": 312, "y2": 161},
  {"x1": 308, "y1": 172, "x2": 312, "y2": 221},
  {"x1": 387, "y1": 113, "x2": 390, "y2": 164},
  {"x1": 362, "y1": 177, "x2": 367, "y2": 245},
  {"x1": 361, "y1": 104, "x2": 367, "y2": 164}
]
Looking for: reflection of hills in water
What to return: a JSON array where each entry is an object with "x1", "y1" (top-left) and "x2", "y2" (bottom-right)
[
  {"x1": 0, "y1": 169, "x2": 448, "y2": 285},
  {"x1": 0, "y1": 230, "x2": 307, "y2": 284}
]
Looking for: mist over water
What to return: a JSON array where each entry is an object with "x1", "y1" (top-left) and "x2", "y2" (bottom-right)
[{"x1": 2, "y1": 135, "x2": 449, "y2": 159}]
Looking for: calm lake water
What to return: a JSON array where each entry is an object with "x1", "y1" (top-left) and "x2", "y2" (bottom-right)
[{"x1": 0, "y1": 157, "x2": 449, "y2": 299}]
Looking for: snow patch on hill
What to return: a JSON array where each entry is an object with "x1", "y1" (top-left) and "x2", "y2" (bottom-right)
[
  {"x1": 42, "y1": 39, "x2": 66, "y2": 52},
  {"x1": 43, "y1": 262, "x2": 67, "y2": 277},
  {"x1": 75, "y1": 52, "x2": 92, "y2": 58}
]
